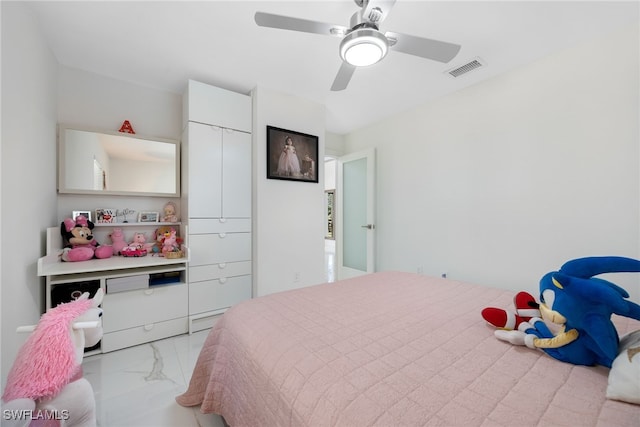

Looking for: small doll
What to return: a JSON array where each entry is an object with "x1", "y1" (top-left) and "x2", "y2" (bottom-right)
[{"x1": 162, "y1": 202, "x2": 178, "y2": 223}]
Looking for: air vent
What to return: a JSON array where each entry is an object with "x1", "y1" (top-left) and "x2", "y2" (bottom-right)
[{"x1": 445, "y1": 57, "x2": 486, "y2": 78}]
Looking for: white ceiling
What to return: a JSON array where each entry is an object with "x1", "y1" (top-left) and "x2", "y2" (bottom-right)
[{"x1": 25, "y1": 1, "x2": 638, "y2": 135}]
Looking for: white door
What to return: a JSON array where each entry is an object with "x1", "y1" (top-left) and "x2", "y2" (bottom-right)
[
  {"x1": 336, "y1": 148, "x2": 376, "y2": 279},
  {"x1": 188, "y1": 122, "x2": 222, "y2": 218},
  {"x1": 222, "y1": 128, "x2": 252, "y2": 218}
]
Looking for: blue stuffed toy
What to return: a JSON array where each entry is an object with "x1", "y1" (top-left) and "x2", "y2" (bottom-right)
[{"x1": 486, "y1": 256, "x2": 640, "y2": 367}]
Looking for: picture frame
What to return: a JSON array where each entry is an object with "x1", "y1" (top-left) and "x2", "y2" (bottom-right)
[
  {"x1": 72, "y1": 210, "x2": 92, "y2": 222},
  {"x1": 138, "y1": 212, "x2": 159, "y2": 223},
  {"x1": 95, "y1": 208, "x2": 116, "y2": 223},
  {"x1": 266, "y1": 126, "x2": 319, "y2": 183}
]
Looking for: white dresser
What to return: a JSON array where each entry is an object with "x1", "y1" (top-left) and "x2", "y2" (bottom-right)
[{"x1": 38, "y1": 226, "x2": 189, "y2": 353}]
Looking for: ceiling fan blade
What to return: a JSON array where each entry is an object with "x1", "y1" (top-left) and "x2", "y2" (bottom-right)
[
  {"x1": 255, "y1": 11, "x2": 347, "y2": 37},
  {"x1": 330, "y1": 62, "x2": 356, "y2": 92},
  {"x1": 385, "y1": 31, "x2": 461, "y2": 63},
  {"x1": 362, "y1": 0, "x2": 397, "y2": 24}
]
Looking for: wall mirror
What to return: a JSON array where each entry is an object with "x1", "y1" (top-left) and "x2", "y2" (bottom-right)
[{"x1": 58, "y1": 125, "x2": 180, "y2": 197}]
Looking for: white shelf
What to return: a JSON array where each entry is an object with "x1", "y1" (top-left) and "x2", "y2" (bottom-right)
[
  {"x1": 37, "y1": 249, "x2": 189, "y2": 277},
  {"x1": 40, "y1": 225, "x2": 190, "y2": 353},
  {"x1": 94, "y1": 222, "x2": 181, "y2": 227}
]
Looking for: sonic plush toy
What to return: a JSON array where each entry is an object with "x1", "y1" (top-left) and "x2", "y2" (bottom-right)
[{"x1": 482, "y1": 256, "x2": 640, "y2": 367}]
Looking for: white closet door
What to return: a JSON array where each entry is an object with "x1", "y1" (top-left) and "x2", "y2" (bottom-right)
[
  {"x1": 188, "y1": 122, "x2": 222, "y2": 218},
  {"x1": 222, "y1": 129, "x2": 252, "y2": 218}
]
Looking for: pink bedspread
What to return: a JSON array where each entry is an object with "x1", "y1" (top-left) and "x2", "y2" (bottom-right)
[{"x1": 176, "y1": 271, "x2": 640, "y2": 426}]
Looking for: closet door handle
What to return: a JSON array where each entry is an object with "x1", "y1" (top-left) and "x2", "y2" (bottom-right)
[
  {"x1": 219, "y1": 263, "x2": 227, "y2": 269},
  {"x1": 219, "y1": 233, "x2": 226, "y2": 238},
  {"x1": 219, "y1": 277, "x2": 228, "y2": 284}
]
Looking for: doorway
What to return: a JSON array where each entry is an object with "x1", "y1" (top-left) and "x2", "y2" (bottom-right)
[
  {"x1": 324, "y1": 150, "x2": 376, "y2": 282},
  {"x1": 324, "y1": 157, "x2": 337, "y2": 282},
  {"x1": 336, "y1": 149, "x2": 376, "y2": 279}
]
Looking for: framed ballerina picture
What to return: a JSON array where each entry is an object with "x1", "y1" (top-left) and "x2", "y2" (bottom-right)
[{"x1": 266, "y1": 126, "x2": 319, "y2": 183}]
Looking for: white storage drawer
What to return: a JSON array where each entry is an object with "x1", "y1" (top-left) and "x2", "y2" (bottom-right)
[
  {"x1": 189, "y1": 261, "x2": 251, "y2": 283},
  {"x1": 184, "y1": 80, "x2": 251, "y2": 132},
  {"x1": 189, "y1": 313, "x2": 223, "y2": 334},
  {"x1": 189, "y1": 275, "x2": 252, "y2": 314},
  {"x1": 189, "y1": 218, "x2": 251, "y2": 234},
  {"x1": 189, "y1": 232, "x2": 251, "y2": 266},
  {"x1": 102, "y1": 284, "x2": 188, "y2": 333},
  {"x1": 106, "y1": 274, "x2": 149, "y2": 293},
  {"x1": 101, "y1": 317, "x2": 188, "y2": 353}
]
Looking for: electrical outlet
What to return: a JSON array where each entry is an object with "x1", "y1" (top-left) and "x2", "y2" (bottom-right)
[
  {"x1": 294, "y1": 272, "x2": 301, "y2": 282},
  {"x1": 417, "y1": 267, "x2": 424, "y2": 275}
]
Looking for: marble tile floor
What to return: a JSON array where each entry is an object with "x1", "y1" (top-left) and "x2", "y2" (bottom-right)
[
  {"x1": 83, "y1": 240, "x2": 337, "y2": 426},
  {"x1": 325, "y1": 238, "x2": 336, "y2": 283},
  {"x1": 82, "y1": 330, "x2": 224, "y2": 427}
]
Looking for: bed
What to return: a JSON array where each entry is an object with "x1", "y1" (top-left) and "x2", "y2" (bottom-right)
[{"x1": 176, "y1": 271, "x2": 640, "y2": 426}]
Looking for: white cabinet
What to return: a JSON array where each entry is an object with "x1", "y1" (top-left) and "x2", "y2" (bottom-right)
[
  {"x1": 182, "y1": 80, "x2": 252, "y2": 333},
  {"x1": 185, "y1": 122, "x2": 251, "y2": 219},
  {"x1": 183, "y1": 80, "x2": 251, "y2": 132},
  {"x1": 38, "y1": 227, "x2": 189, "y2": 353}
]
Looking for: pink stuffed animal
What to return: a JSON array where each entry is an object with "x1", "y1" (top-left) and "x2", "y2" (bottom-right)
[
  {"x1": 60, "y1": 216, "x2": 112, "y2": 262},
  {"x1": 109, "y1": 228, "x2": 127, "y2": 256},
  {"x1": 128, "y1": 232, "x2": 155, "y2": 251},
  {"x1": 161, "y1": 229, "x2": 178, "y2": 255},
  {"x1": 2, "y1": 290, "x2": 104, "y2": 427}
]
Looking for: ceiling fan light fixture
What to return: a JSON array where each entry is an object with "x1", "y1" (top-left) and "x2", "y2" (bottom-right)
[{"x1": 340, "y1": 29, "x2": 388, "y2": 67}]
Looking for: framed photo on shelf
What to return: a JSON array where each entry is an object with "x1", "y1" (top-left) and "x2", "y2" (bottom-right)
[
  {"x1": 71, "y1": 210, "x2": 92, "y2": 222},
  {"x1": 266, "y1": 126, "x2": 319, "y2": 183},
  {"x1": 138, "y1": 212, "x2": 159, "y2": 223},
  {"x1": 95, "y1": 208, "x2": 116, "y2": 223}
]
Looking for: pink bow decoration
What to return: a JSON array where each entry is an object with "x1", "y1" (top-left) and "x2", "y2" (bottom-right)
[
  {"x1": 63, "y1": 218, "x2": 76, "y2": 232},
  {"x1": 63, "y1": 216, "x2": 89, "y2": 232},
  {"x1": 74, "y1": 215, "x2": 88, "y2": 228}
]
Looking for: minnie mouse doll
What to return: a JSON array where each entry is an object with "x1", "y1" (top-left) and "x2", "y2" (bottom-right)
[{"x1": 60, "y1": 216, "x2": 113, "y2": 262}]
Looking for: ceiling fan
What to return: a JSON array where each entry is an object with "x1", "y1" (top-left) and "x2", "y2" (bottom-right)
[{"x1": 255, "y1": 0, "x2": 461, "y2": 91}]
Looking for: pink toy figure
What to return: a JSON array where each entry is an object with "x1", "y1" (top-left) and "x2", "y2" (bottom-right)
[
  {"x1": 161, "y1": 229, "x2": 178, "y2": 255},
  {"x1": 109, "y1": 228, "x2": 127, "y2": 256},
  {"x1": 2, "y1": 290, "x2": 104, "y2": 427},
  {"x1": 128, "y1": 232, "x2": 155, "y2": 251}
]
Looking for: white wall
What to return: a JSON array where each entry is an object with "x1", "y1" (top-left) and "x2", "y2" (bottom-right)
[
  {"x1": 1, "y1": 2, "x2": 59, "y2": 386},
  {"x1": 325, "y1": 159, "x2": 336, "y2": 190},
  {"x1": 58, "y1": 67, "x2": 182, "y2": 138},
  {"x1": 56, "y1": 67, "x2": 183, "y2": 223},
  {"x1": 345, "y1": 22, "x2": 640, "y2": 302},
  {"x1": 252, "y1": 87, "x2": 326, "y2": 296},
  {"x1": 325, "y1": 131, "x2": 345, "y2": 158}
]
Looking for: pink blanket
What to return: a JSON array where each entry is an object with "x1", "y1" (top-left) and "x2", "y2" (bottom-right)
[{"x1": 177, "y1": 272, "x2": 640, "y2": 426}]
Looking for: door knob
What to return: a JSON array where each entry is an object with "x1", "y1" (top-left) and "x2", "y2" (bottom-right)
[{"x1": 361, "y1": 224, "x2": 375, "y2": 229}]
